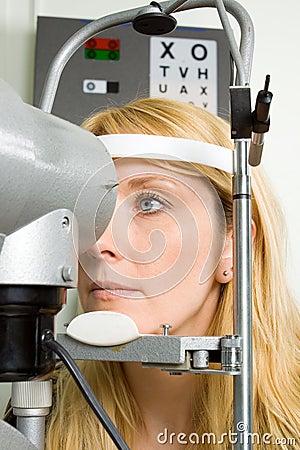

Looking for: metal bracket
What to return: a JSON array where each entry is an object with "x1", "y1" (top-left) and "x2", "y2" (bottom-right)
[{"x1": 56, "y1": 333, "x2": 242, "y2": 375}]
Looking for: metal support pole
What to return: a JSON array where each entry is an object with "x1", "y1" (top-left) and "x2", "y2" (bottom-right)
[
  {"x1": 233, "y1": 139, "x2": 253, "y2": 449},
  {"x1": 15, "y1": 416, "x2": 46, "y2": 450}
]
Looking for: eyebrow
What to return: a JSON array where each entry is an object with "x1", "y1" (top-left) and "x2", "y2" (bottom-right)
[{"x1": 127, "y1": 175, "x2": 177, "y2": 190}]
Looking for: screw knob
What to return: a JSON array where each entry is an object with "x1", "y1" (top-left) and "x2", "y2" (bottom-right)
[{"x1": 160, "y1": 324, "x2": 172, "y2": 336}]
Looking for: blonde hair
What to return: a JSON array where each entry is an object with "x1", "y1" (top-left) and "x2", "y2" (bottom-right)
[{"x1": 46, "y1": 98, "x2": 300, "y2": 449}]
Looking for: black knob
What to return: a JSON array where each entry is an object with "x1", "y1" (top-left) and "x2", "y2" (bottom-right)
[{"x1": 133, "y1": 8, "x2": 177, "y2": 35}]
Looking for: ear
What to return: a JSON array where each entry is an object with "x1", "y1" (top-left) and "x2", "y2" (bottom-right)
[
  {"x1": 215, "y1": 231, "x2": 233, "y2": 283},
  {"x1": 215, "y1": 220, "x2": 257, "y2": 284}
]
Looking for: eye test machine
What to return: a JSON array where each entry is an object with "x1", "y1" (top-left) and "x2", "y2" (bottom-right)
[{"x1": 0, "y1": 1, "x2": 273, "y2": 449}]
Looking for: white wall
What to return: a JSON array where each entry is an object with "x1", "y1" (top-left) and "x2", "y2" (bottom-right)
[{"x1": 1, "y1": 0, "x2": 299, "y2": 414}]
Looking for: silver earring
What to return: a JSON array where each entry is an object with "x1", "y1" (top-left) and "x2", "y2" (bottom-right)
[{"x1": 223, "y1": 270, "x2": 229, "y2": 276}]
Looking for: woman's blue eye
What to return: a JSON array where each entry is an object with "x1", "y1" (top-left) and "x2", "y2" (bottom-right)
[
  {"x1": 134, "y1": 190, "x2": 169, "y2": 215},
  {"x1": 140, "y1": 197, "x2": 163, "y2": 212}
]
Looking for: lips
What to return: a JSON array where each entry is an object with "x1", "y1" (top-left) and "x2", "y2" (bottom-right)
[{"x1": 90, "y1": 280, "x2": 144, "y2": 299}]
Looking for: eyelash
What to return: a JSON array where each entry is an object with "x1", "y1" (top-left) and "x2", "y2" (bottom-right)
[{"x1": 134, "y1": 190, "x2": 170, "y2": 216}]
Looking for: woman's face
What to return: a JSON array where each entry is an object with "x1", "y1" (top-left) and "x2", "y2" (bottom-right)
[{"x1": 78, "y1": 158, "x2": 231, "y2": 336}]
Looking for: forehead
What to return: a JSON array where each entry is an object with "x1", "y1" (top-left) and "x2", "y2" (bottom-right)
[{"x1": 114, "y1": 157, "x2": 204, "y2": 192}]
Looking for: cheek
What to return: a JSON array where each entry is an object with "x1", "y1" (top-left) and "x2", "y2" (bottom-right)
[
  {"x1": 126, "y1": 215, "x2": 182, "y2": 276},
  {"x1": 111, "y1": 208, "x2": 214, "y2": 297}
]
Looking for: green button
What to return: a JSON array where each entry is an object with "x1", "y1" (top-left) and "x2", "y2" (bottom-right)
[{"x1": 85, "y1": 49, "x2": 120, "y2": 61}]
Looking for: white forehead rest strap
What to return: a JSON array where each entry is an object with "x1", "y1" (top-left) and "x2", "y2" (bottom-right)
[{"x1": 96, "y1": 134, "x2": 233, "y2": 174}]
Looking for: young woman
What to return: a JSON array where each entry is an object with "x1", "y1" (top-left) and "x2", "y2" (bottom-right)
[{"x1": 46, "y1": 98, "x2": 300, "y2": 449}]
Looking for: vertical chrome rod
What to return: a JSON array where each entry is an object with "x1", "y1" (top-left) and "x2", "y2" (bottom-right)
[
  {"x1": 233, "y1": 139, "x2": 253, "y2": 449},
  {"x1": 16, "y1": 416, "x2": 46, "y2": 450}
]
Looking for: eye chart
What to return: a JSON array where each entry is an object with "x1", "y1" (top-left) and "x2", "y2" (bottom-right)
[{"x1": 150, "y1": 36, "x2": 218, "y2": 114}]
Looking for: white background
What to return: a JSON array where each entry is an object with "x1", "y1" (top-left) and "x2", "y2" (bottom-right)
[{"x1": 0, "y1": 0, "x2": 299, "y2": 414}]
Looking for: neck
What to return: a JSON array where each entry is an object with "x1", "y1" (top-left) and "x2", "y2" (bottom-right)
[{"x1": 122, "y1": 361, "x2": 198, "y2": 437}]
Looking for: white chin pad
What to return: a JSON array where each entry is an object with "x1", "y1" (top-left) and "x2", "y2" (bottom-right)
[{"x1": 66, "y1": 311, "x2": 140, "y2": 346}]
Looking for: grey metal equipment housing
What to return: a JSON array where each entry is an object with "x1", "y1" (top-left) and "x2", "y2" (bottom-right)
[{"x1": 0, "y1": 79, "x2": 117, "y2": 260}]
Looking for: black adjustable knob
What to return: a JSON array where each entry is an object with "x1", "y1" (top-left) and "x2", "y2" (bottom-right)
[{"x1": 133, "y1": 2, "x2": 177, "y2": 35}]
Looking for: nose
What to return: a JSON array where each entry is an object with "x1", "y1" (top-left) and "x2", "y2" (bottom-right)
[{"x1": 95, "y1": 217, "x2": 122, "y2": 263}]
